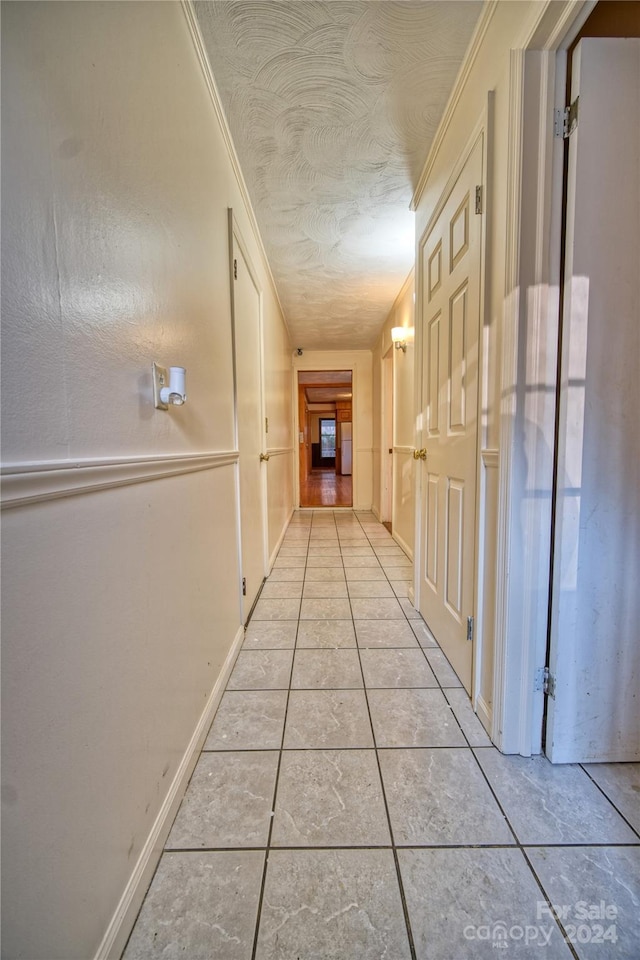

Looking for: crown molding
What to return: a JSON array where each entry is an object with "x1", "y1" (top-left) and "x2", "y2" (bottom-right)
[
  {"x1": 411, "y1": 0, "x2": 499, "y2": 211},
  {"x1": 180, "y1": 0, "x2": 289, "y2": 340}
]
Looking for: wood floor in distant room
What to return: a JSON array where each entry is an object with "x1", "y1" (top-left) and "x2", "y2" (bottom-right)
[{"x1": 300, "y1": 469, "x2": 352, "y2": 507}]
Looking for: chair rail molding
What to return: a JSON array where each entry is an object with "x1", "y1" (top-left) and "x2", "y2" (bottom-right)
[
  {"x1": 265, "y1": 446, "x2": 294, "y2": 457},
  {"x1": 1, "y1": 451, "x2": 239, "y2": 509}
]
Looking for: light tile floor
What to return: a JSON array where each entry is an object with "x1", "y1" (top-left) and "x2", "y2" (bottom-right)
[{"x1": 123, "y1": 510, "x2": 640, "y2": 960}]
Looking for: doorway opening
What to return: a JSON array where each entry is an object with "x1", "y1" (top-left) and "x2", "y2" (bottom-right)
[{"x1": 298, "y1": 370, "x2": 353, "y2": 507}]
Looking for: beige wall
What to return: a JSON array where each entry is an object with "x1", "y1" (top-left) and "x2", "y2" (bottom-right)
[
  {"x1": 1, "y1": 3, "x2": 291, "y2": 958},
  {"x1": 372, "y1": 272, "x2": 416, "y2": 558},
  {"x1": 293, "y1": 351, "x2": 372, "y2": 509}
]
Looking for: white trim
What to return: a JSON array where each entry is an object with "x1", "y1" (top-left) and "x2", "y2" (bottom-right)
[
  {"x1": 412, "y1": 217, "x2": 426, "y2": 612},
  {"x1": 229, "y1": 212, "x2": 270, "y2": 613},
  {"x1": 0, "y1": 452, "x2": 238, "y2": 510},
  {"x1": 476, "y1": 693, "x2": 493, "y2": 740},
  {"x1": 293, "y1": 353, "x2": 367, "y2": 509},
  {"x1": 392, "y1": 530, "x2": 414, "y2": 563},
  {"x1": 268, "y1": 506, "x2": 295, "y2": 571},
  {"x1": 493, "y1": 49, "x2": 525, "y2": 754},
  {"x1": 180, "y1": 1, "x2": 289, "y2": 338},
  {"x1": 265, "y1": 446, "x2": 294, "y2": 458},
  {"x1": 393, "y1": 445, "x2": 415, "y2": 455},
  {"x1": 515, "y1": 48, "x2": 559, "y2": 758},
  {"x1": 481, "y1": 449, "x2": 499, "y2": 469},
  {"x1": 519, "y1": 0, "x2": 596, "y2": 53},
  {"x1": 94, "y1": 623, "x2": 245, "y2": 960},
  {"x1": 371, "y1": 504, "x2": 381, "y2": 522},
  {"x1": 471, "y1": 103, "x2": 493, "y2": 714},
  {"x1": 381, "y1": 351, "x2": 393, "y2": 525},
  {"x1": 411, "y1": 1, "x2": 498, "y2": 210}
]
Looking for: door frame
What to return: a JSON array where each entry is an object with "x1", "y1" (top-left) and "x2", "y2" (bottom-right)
[
  {"x1": 490, "y1": 2, "x2": 599, "y2": 755},
  {"x1": 293, "y1": 357, "x2": 359, "y2": 509},
  {"x1": 413, "y1": 113, "x2": 490, "y2": 709},
  {"x1": 228, "y1": 209, "x2": 269, "y2": 620},
  {"x1": 381, "y1": 348, "x2": 394, "y2": 524},
  {"x1": 545, "y1": 35, "x2": 640, "y2": 762}
]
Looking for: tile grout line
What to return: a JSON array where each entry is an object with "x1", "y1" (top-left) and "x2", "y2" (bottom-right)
[
  {"x1": 349, "y1": 512, "x2": 418, "y2": 960},
  {"x1": 351, "y1": 516, "x2": 583, "y2": 960},
  {"x1": 200, "y1": 510, "x2": 635, "y2": 960},
  {"x1": 163, "y1": 840, "x2": 639, "y2": 855},
  {"x1": 249, "y1": 523, "x2": 311, "y2": 960},
  {"x1": 579, "y1": 764, "x2": 640, "y2": 842},
  {"x1": 520, "y1": 848, "x2": 582, "y2": 960},
  {"x1": 458, "y1": 708, "x2": 586, "y2": 958}
]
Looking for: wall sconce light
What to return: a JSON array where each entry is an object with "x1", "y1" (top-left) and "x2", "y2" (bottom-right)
[
  {"x1": 391, "y1": 327, "x2": 407, "y2": 353},
  {"x1": 153, "y1": 362, "x2": 187, "y2": 410}
]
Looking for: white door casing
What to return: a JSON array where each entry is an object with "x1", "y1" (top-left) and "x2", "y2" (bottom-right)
[
  {"x1": 230, "y1": 217, "x2": 267, "y2": 621},
  {"x1": 546, "y1": 38, "x2": 640, "y2": 763},
  {"x1": 417, "y1": 133, "x2": 484, "y2": 694},
  {"x1": 382, "y1": 350, "x2": 393, "y2": 524}
]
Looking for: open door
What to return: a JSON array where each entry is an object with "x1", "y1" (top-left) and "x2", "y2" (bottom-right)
[{"x1": 545, "y1": 39, "x2": 640, "y2": 762}]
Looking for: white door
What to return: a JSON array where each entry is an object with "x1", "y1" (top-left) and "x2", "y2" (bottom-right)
[
  {"x1": 418, "y1": 135, "x2": 483, "y2": 693},
  {"x1": 231, "y1": 225, "x2": 267, "y2": 621},
  {"x1": 545, "y1": 39, "x2": 640, "y2": 763}
]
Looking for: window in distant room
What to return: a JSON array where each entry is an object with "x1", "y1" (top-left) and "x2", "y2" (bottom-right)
[{"x1": 319, "y1": 418, "x2": 336, "y2": 458}]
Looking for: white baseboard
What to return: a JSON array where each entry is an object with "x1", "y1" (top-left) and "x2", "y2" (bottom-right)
[
  {"x1": 269, "y1": 507, "x2": 295, "y2": 571},
  {"x1": 392, "y1": 530, "x2": 413, "y2": 562},
  {"x1": 476, "y1": 694, "x2": 493, "y2": 742},
  {"x1": 371, "y1": 504, "x2": 381, "y2": 521},
  {"x1": 95, "y1": 623, "x2": 245, "y2": 960}
]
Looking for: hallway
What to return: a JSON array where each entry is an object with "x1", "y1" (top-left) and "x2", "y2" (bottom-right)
[
  {"x1": 123, "y1": 512, "x2": 639, "y2": 960},
  {"x1": 299, "y1": 470, "x2": 353, "y2": 508}
]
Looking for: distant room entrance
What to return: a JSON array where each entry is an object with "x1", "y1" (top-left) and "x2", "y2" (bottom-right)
[{"x1": 298, "y1": 370, "x2": 353, "y2": 507}]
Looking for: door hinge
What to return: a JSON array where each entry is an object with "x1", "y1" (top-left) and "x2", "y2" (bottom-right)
[
  {"x1": 233, "y1": 258, "x2": 238, "y2": 280},
  {"x1": 466, "y1": 616, "x2": 474, "y2": 642},
  {"x1": 242, "y1": 577, "x2": 247, "y2": 596},
  {"x1": 534, "y1": 666, "x2": 556, "y2": 698},
  {"x1": 265, "y1": 417, "x2": 269, "y2": 434},
  {"x1": 475, "y1": 185, "x2": 483, "y2": 215},
  {"x1": 554, "y1": 96, "x2": 579, "y2": 139}
]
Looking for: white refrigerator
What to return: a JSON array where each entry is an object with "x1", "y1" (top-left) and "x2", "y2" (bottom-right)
[{"x1": 340, "y1": 421, "x2": 352, "y2": 475}]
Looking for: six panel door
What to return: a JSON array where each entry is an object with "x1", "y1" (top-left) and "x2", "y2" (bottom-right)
[{"x1": 418, "y1": 135, "x2": 483, "y2": 693}]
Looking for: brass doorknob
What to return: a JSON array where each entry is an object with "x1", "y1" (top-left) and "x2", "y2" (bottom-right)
[
  {"x1": 413, "y1": 448, "x2": 427, "y2": 461},
  {"x1": 260, "y1": 453, "x2": 270, "y2": 462}
]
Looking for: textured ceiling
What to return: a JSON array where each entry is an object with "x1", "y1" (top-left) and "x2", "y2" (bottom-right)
[
  {"x1": 195, "y1": 1, "x2": 482, "y2": 349},
  {"x1": 299, "y1": 370, "x2": 352, "y2": 385},
  {"x1": 305, "y1": 387, "x2": 352, "y2": 403},
  {"x1": 299, "y1": 372, "x2": 352, "y2": 403}
]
